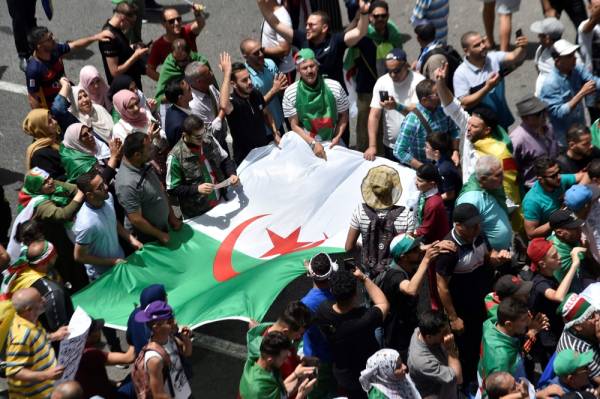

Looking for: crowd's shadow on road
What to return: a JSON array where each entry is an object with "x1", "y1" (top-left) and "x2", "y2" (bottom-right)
[
  {"x1": 63, "y1": 48, "x2": 94, "y2": 61},
  {"x1": 0, "y1": 168, "x2": 24, "y2": 187},
  {"x1": 0, "y1": 66, "x2": 7, "y2": 80},
  {"x1": 0, "y1": 26, "x2": 12, "y2": 36}
]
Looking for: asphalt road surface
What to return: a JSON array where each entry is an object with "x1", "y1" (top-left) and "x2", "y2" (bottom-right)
[{"x1": 0, "y1": 0, "x2": 580, "y2": 397}]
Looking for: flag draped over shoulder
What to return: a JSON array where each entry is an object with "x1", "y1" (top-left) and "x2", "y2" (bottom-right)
[
  {"x1": 59, "y1": 145, "x2": 97, "y2": 183},
  {"x1": 73, "y1": 133, "x2": 418, "y2": 329}
]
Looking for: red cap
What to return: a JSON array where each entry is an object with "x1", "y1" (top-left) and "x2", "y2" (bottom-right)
[{"x1": 527, "y1": 238, "x2": 553, "y2": 272}]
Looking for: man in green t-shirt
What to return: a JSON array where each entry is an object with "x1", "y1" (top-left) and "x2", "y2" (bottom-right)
[
  {"x1": 522, "y1": 156, "x2": 586, "y2": 239},
  {"x1": 239, "y1": 331, "x2": 317, "y2": 399}
]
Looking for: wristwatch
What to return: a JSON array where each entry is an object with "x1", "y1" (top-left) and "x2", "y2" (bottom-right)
[{"x1": 309, "y1": 140, "x2": 317, "y2": 150}]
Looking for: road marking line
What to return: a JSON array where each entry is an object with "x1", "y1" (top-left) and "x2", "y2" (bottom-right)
[
  {"x1": 192, "y1": 332, "x2": 247, "y2": 360},
  {"x1": 0, "y1": 81, "x2": 27, "y2": 96}
]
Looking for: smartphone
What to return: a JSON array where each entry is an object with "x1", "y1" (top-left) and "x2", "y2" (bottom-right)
[
  {"x1": 515, "y1": 28, "x2": 522, "y2": 38},
  {"x1": 145, "y1": 39, "x2": 154, "y2": 48},
  {"x1": 343, "y1": 257, "x2": 357, "y2": 272},
  {"x1": 379, "y1": 90, "x2": 389, "y2": 102}
]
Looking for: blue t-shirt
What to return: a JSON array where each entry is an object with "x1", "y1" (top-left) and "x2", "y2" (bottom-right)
[
  {"x1": 246, "y1": 59, "x2": 284, "y2": 133},
  {"x1": 26, "y1": 43, "x2": 70, "y2": 108},
  {"x1": 522, "y1": 174, "x2": 577, "y2": 223},
  {"x1": 301, "y1": 287, "x2": 334, "y2": 362}
]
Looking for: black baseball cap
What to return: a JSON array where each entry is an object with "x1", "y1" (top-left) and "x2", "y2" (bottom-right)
[
  {"x1": 453, "y1": 203, "x2": 481, "y2": 226},
  {"x1": 494, "y1": 275, "x2": 533, "y2": 299},
  {"x1": 549, "y1": 209, "x2": 584, "y2": 230}
]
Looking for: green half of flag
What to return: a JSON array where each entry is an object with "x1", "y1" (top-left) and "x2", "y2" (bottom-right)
[
  {"x1": 59, "y1": 144, "x2": 97, "y2": 183},
  {"x1": 72, "y1": 224, "x2": 339, "y2": 328}
]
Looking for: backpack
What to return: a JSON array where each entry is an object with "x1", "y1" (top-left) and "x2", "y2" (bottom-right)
[
  {"x1": 132, "y1": 341, "x2": 174, "y2": 399},
  {"x1": 360, "y1": 204, "x2": 405, "y2": 277},
  {"x1": 420, "y1": 43, "x2": 463, "y2": 92}
]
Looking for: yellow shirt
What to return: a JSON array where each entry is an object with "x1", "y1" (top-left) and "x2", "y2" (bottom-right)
[{"x1": 5, "y1": 314, "x2": 57, "y2": 399}]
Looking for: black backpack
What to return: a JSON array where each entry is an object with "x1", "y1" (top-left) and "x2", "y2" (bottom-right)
[{"x1": 420, "y1": 44, "x2": 463, "y2": 92}]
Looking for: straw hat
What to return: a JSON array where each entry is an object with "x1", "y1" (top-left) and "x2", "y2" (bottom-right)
[{"x1": 361, "y1": 165, "x2": 402, "y2": 210}]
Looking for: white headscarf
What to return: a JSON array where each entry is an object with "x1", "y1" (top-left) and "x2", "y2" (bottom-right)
[
  {"x1": 359, "y1": 349, "x2": 421, "y2": 399},
  {"x1": 70, "y1": 85, "x2": 114, "y2": 144}
]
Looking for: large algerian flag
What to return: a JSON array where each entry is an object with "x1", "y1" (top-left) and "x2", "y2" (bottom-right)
[{"x1": 72, "y1": 133, "x2": 418, "y2": 329}]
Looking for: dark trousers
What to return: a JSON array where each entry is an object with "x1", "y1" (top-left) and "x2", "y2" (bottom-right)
[
  {"x1": 549, "y1": 0, "x2": 587, "y2": 30},
  {"x1": 7, "y1": 0, "x2": 37, "y2": 58}
]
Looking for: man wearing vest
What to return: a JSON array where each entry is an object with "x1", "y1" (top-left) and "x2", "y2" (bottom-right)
[
  {"x1": 282, "y1": 48, "x2": 350, "y2": 160},
  {"x1": 345, "y1": 165, "x2": 415, "y2": 278},
  {"x1": 166, "y1": 115, "x2": 239, "y2": 219}
]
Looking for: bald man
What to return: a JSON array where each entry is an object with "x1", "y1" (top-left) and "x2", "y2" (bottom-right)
[
  {"x1": 5, "y1": 288, "x2": 69, "y2": 399},
  {"x1": 51, "y1": 381, "x2": 84, "y2": 399},
  {"x1": 240, "y1": 38, "x2": 287, "y2": 135}
]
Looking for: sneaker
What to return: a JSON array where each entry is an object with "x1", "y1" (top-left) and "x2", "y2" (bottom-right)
[{"x1": 19, "y1": 57, "x2": 28, "y2": 73}]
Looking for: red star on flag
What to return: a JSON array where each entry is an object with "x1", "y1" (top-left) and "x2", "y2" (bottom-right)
[{"x1": 260, "y1": 227, "x2": 328, "y2": 258}]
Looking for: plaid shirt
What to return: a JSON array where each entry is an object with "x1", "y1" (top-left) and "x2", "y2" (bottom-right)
[{"x1": 394, "y1": 103, "x2": 459, "y2": 165}]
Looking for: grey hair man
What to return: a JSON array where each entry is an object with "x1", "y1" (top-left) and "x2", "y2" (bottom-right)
[{"x1": 455, "y1": 155, "x2": 513, "y2": 250}]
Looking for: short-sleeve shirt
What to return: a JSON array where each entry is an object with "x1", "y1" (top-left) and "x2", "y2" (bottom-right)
[
  {"x1": 282, "y1": 78, "x2": 349, "y2": 120},
  {"x1": 99, "y1": 21, "x2": 144, "y2": 87},
  {"x1": 528, "y1": 273, "x2": 562, "y2": 348},
  {"x1": 5, "y1": 315, "x2": 57, "y2": 399},
  {"x1": 260, "y1": 6, "x2": 295, "y2": 73},
  {"x1": 147, "y1": 24, "x2": 198, "y2": 68},
  {"x1": 292, "y1": 30, "x2": 347, "y2": 88},
  {"x1": 115, "y1": 160, "x2": 170, "y2": 243},
  {"x1": 452, "y1": 51, "x2": 507, "y2": 98},
  {"x1": 380, "y1": 267, "x2": 418, "y2": 354},
  {"x1": 246, "y1": 59, "x2": 284, "y2": 132},
  {"x1": 437, "y1": 157, "x2": 462, "y2": 218},
  {"x1": 314, "y1": 303, "x2": 383, "y2": 390},
  {"x1": 557, "y1": 330, "x2": 600, "y2": 379},
  {"x1": 370, "y1": 71, "x2": 425, "y2": 148},
  {"x1": 75, "y1": 346, "x2": 118, "y2": 398},
  {"x1": 26, "y1": 43, "x2": 70, "y2": 108},
  {"x1": 226, "y1": 89, "x2": 271, "y2": 164},
  {"x1": 557, "y1": 148, "x2": 600, "y2": 174},
  {"x1": 72, "y1": 193, "x2": 125, "y2": 280},
  {"x1": 239, "y1": 359, "x2": 286, "y2": 399},
  {"x1": 349, "y1": 203, "x2": 415, "y2": 237},
  {"x1": 301, "y1": 287, "x2": 334, "y2": 362},
  {"x1": 522, "y1": 174, "x2": 577, "y2": 223}
]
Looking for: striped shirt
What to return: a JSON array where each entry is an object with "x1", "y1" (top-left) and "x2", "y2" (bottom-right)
[
  {"x1": 282, "y1": 79, "x2": 350, "y2": 119},
  {"x1": 349, "y1": 204, "x2": 415, "y2": 237},
  {"x1": 5, "y1": 315, "x2": 58, "y2": 399},
  {"x1": 557, "y1": 330, "x2": 600, "y2": 378},
  {"x1": 411, "y1": 0, "x2": 449, "y2": 43}
]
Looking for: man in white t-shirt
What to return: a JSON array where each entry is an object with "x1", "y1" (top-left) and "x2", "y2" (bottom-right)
[
  {"x1": 578, "y1": 0, "x2": 600, "y2": 122},
  {"x1": 365, "y1": 48, "x2": 424, "y2": 161},
  {"x1": 134, "y1": 300, "x2": 193, "y2": 399},
  {"x1": 531, "y1": 17, "x2": 565, "y2": 96},
  {"x1": 72, "y1": 170, "x2": 142, "y2": 281},
  {"x1": 260, "y1": 0, "x2": 295, "y2": 75}
]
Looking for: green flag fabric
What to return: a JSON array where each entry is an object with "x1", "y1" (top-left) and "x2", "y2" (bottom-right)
[
  {"x1": 72, "y1": 133, "x2": 420, "y2": 329},
  {"x1": 59, "y1": 145, "x2": 98, "y2": 183},
  {"x1": 296, "y1": 76, "x2": 338, "y2": 141}
]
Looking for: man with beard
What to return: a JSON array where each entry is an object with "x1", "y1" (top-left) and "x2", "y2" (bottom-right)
[
  {"x1": 115, "y1": 132, "x2": 182, "y2": 245},
  {"x1": 219, "y1": 53, "x2": 278, "y2": 165},
  {"x1": 166, "y1": 115, "x2": 238, "y2": 219},
  {"x1": 146, "y1": 5, "x2": 207, "y2": 81},
  {"x1": 282, "y1": 48, "x2": 349, "y2": 160},
  {"x1": 522, "y1": 157, "x2": 586, "y2": 239},
  {"x1": 557, "y1": 125, "x2": 600, "y2": 174}
]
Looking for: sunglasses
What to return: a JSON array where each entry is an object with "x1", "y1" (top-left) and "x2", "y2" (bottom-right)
[
  {"x1": 166, "y1": 16, "x2": 182, "y2": 25},
  {"x1": 388, "y1": 64, "x2": 407, "y2": 74},
  {"x1": 544, "y1": 171, "x2": 560, "y2": 179},
  {"x1": 372, "y1": 13, "x2": 388, "y2": 19}
]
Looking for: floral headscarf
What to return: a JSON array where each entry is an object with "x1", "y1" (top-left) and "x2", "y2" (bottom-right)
[{"x1": 359, "y1": 349, "x2": 421, "y2": 399}]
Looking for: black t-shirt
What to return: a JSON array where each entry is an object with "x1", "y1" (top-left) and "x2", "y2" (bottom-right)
[
  {"x1": 314, "y1": 302, "x2": 383, "y2": 390},
  {"x1": 226, "y1": 89, "x2": 270, "y2": 165},
  {"x1": 556, "y1": 147, "x2": 600, "y2": 174},
  {"x1": 380, "y1": 268, "x2": 418, "y2": 356},
  {"x1": 436, "y1": 157, "x2": 462, "y2": 221},
  {"x1": 99, "y1": 22, "x2": 145, "y2": 88},
  {"x1": 435, "y1": 231, "x2": 493, "y2": 316},
  {"x1": 528, "y1": 273, "x2": 562, "y2": 348},
  {"x1": 353, "y1": 36, "x2": 378, "y2": 94},
  {"x1": 292, "y1": 30, "x2": 347, "y2": 90}
]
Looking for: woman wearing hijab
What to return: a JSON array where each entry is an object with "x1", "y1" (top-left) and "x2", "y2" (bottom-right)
[
  {"x1": 78, "y1": 65, "x2": 112, "y2": 111},
  {"x1": 22, "y1": 109, "x2": 66, "y2": 180},
  {"x1": 59, "y1": 123, "x2": 121, "y2": 183},
  {"x1": 13, "y1": 167, "x2": 88, "y2": 291},
  {"x1": 107, "y1": 75, "x2": 153, "y2": 123},
  {"x1": 359, "y1": 349, "x2": 421, "y2": 399},
  {"x1": 70, "y1": 86, "x2": 115, "y2": 144},
  {"x1": 112, "y1": 89, "x2": 164, "y2": 142}
]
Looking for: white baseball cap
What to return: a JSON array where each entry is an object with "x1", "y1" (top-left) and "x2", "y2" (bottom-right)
[{"x1": 552, "y1": 39, "x2": 580, "y2": 56}]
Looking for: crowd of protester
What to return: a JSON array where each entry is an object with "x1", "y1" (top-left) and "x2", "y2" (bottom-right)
[{"x1": 5, "y1": 0, "x2": 600, "y2": 397}]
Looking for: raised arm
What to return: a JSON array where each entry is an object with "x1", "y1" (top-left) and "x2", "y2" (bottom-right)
[
  {"x1": 503, "y1": 35, "x2": 528, "y2": 65},
  {"x1": 68, "y1": 30, "x2": 114, "y2": 51},
  {"x1": 189, "y1": 4, "x2": 207, "y2": 35},
  {"x1": 257, "y1": 0, "x2": 294, "y2": 43},
  {"x1": 218, "y1": 52, "x2": 234, "y2": 115},
  {"x1": 343, "y1": 0, "x2": 370, "y2": 47}
]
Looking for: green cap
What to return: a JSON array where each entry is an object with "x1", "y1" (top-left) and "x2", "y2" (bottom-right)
[
  {"x1": 553, "y1": 349, "x2": 594, "y2": 376},
  {"x1": 295, "y1": 48, "x2": 317, "y2": 65},
  {"x1": 390, "y1": 234, "x2": 421, "y2": 260}
]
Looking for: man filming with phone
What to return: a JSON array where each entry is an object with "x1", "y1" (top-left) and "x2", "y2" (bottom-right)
[{"x1": 364, "y1": 48, "x2": 424, "y2": 161}]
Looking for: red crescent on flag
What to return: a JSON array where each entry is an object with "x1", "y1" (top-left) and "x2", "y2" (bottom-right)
[{"x1": 212, "y1": 214, "x2": 269, "y2": 282}]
